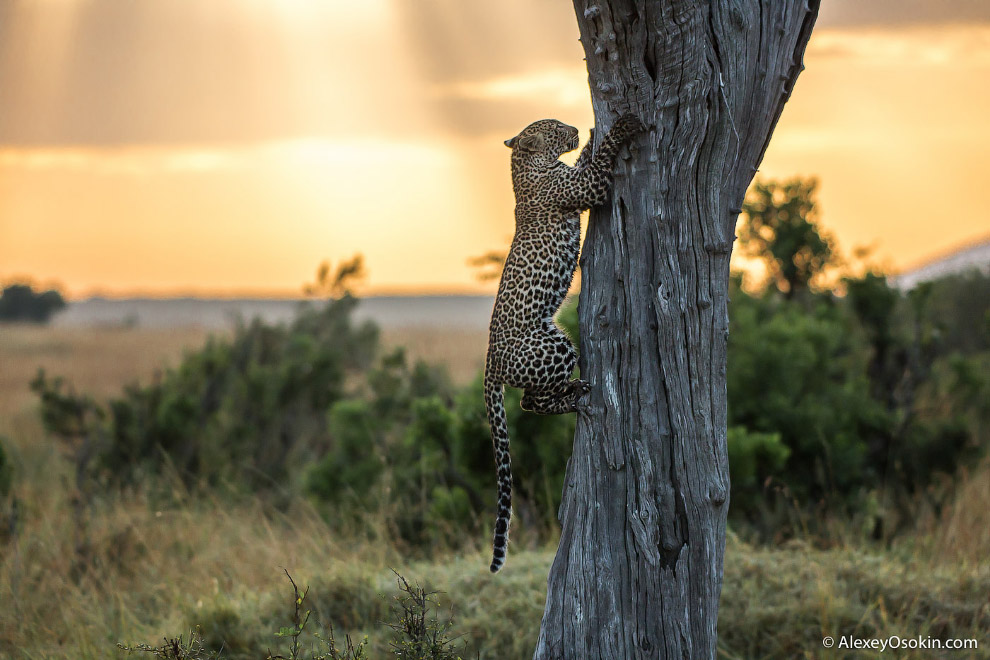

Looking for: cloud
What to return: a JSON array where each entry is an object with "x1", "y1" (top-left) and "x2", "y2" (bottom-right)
[
  {"x1": 808, "y1": 25, "x2": 990, "y2": 64},
  {"x1": 2, "y1": 0, "x2": 988, "y2": 149},
  {"x1": 0, "y1": 146, "x2": 243, "y2": 176},
  {"x1": 387, "y1": 0, "x2": 582, "y2": 85},
  {"x1": 0, "y1": 0, "x2": 430, "y2": 147},
  {"x1": 0, "y1": 138, "x2": 448, "y2": 177},
  {"x1": 429, "y1": 66, "x2": 593, "y2": 138},
  {"x1": 436, "y1": 67, "x2": 590, "y2": 107},
  {"x1": 817, "y1": 0, "x2": 990, "y2": 28}
]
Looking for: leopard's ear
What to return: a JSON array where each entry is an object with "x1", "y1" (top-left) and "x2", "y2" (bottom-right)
[
  {"x1": 504, "y1": 136, "x2": 518, "y2": 148},
  {"x1": 515, "y1": 133, "x2": 546, "y2": 152}
]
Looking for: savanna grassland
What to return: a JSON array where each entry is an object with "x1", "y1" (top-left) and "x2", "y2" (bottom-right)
[{"x1": 0, "y1": 317, "x2": 988, "y2": 659}]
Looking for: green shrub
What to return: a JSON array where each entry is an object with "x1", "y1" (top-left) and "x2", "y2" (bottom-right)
[
  {"x1": 33, "y1": 296, "x2": 378, "y2": 495},
  {"x1": 921, "y1": 269, "x2": 990, "y2": 355},
  {"x1": 306, "y1": 400, "x2": 385, "y2": 505},
  {"x1": 727, "y1": 290, "x2": 878, "y2": 506},
  {"x1": 30, "y1": 275, "x2": 987, "y2": 546},
  {"x1": 723, "y1": 270, "x2": 989, "y2": 536},
  {"x1": 726, "y1": 426, "x2": 789, "y2": 516}
]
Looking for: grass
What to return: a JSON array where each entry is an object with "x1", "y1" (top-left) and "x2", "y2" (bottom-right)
[
  {"x1": 0, "y1": 325, "x2": 213, "y2": 417},
  {"x1": 0, "y1": 325, "x2": 485, "y2": 420},
  {"x1": 379, "y1": 328, "x2": 486, "y2": 387},
  {"x1": 2, "y1": 489, "x2": 985, "y2": 658},
  {"x1": 1, "y1": 324, "x2": 987, "y2": 659}
]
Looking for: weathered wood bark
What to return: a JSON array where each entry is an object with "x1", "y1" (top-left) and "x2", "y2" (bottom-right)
[{"x1": 534, "y1": 2, "x2": 819, "y2": 658}]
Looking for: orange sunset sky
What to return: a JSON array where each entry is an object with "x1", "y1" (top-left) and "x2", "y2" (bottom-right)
[{"x1": 1, "y1": 0, "x2": 989, "y2": 298}]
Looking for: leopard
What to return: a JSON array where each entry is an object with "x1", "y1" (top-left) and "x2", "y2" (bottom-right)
[{"x1": 485, "y1": 113, "x2": 642, "y2": 573}]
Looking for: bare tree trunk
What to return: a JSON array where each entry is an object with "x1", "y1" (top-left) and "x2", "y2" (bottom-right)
[{"x1": 534, "y1": 2, "x2": 820, "y2": 658}]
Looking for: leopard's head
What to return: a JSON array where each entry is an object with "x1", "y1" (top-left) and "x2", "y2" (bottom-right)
[{"x1": 504, "y1": 119, "x2": 580, "y2": 160}]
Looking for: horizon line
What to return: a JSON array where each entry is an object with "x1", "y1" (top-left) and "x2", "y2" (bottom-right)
[{"x1": 57, "y1": 288, "x2": 497, "y2": 302}]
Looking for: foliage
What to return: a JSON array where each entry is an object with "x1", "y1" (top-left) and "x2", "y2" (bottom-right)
[
  {"x1": 304, "y1": 256, "x2": 367, "y2": 299},
  {"x1": 725, "y1": 426, "x2": 789, "y2": 516},
  {"x1": 118, "y1": 631, "x2": 223, "y2": 659},
  {"x1": 738, "y1": 178, "x2": 838, "y2": 298},
  {"x1": 0, "y1": 282, "x2": 67, "y2": 323},
  {"x1": 919, "y1": 268, "x2": 990, "y2": 354},
  {"x1": 26, "y1": 225, "x2": 989, "y2": 545},
  {"x1": 466, "y1": 251, "x2": 507, "y2": 283},
  {"x1": 303, "y1": 342, "x2": 576, "y2": 547},
  {"x1": 28, "y1": 257, "x2": 373, "y2": 501},
  {"x1": 384, "y1": 573, "x2": 463, "y2": 660},
  {"x1": 727, "y1": 288, "x2": 876, "y2": 510},
  {"x1": 303, "y1": 348, "x2": 472, "y2": 544},
  {"x1": 266, "y1": 570, "x2": 370, "y2": 660},
  {"x1": 725, "y1": 274, "x2": 984, "y2": 533},
  {"x1": 7, "y1": 304, "x2": 990, "y2": 658},
  {"x1": 726, "y1": 178, "x2": 989, "y2": 536},
  {"x1": 31, "y1": 293, "x2": 378, "y2": 496}
]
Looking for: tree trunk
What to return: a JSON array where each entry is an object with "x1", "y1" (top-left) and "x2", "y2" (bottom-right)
[{"x1": 534, "y1": 2, "x2": 820, "y2": 658}]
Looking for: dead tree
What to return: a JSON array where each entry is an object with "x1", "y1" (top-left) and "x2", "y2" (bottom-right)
[{"x1": 534, "y1": 1, "x2": 820, "y2": 658}]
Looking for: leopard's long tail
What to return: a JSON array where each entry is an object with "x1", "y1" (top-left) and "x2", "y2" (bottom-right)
[{"x1": 484, "y1": 374, "x2": 512, "y2": 573}]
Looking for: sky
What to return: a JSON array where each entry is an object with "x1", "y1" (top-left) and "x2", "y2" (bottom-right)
[{"x1": 1, "y1": 0, "x2": 988, "y2": 298}]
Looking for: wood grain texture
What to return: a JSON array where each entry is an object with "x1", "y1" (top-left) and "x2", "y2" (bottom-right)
[{"x1": 533, "y1": 1, "x2": 820, "y2": 658}]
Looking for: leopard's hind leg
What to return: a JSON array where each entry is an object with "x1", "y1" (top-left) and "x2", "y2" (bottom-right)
[{"x1": 508, "y1": 321, "x2": 586, "y2": 415}]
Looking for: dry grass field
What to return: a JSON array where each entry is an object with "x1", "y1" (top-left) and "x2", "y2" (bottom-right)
[
  {"x1": 0, "y1": 323, "x2": 987, "y2": 659},
  {"x1": 0, "y1": 326, "x2": 213, "y2": 417},
  {"x1": 380, "y1": 327, "x2": 487, "y2": 387},
  {"x1": 0, "y1": 324, "x2": 485, "y2": 418}
]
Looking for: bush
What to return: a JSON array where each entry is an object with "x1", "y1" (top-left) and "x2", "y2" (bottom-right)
[
  {"x1": 727, "y1": 288, "x2": 879, "y2": 507},
  {"x1": 0, "y1": 283, "x2": 66, "y2": 323},
  {"x1": 726, "y1": 426, "x2": 789, "y2": 517},
  {"x1": 301, "y1": 336, "x2": 577, "y2": 548},
  {"x1": 920, "y1": 269, "x2": 990, "y2": 355},
  {"x1": 726, "y1": 274, "x2": 988, "y2": 533},
  {"x1": 32, "y1": 296, "x2": 378, "y2": 495},
  {"x1": 30, "y1": 275, "x2": 986, "y2": 546}
]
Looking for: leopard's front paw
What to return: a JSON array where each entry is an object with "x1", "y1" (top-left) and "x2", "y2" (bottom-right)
[{"x1": 614, "y1": 113, "x2": 645, "y2": 137}]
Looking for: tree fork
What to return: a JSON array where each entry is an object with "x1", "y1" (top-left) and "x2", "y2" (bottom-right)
[{"x1": 534, "y1": 1, "x2": 820, "y2": 658}]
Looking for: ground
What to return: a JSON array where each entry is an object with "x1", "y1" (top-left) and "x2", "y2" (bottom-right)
[{"x1": 0, "y1": 323, "x2": 986, "y2": 659}]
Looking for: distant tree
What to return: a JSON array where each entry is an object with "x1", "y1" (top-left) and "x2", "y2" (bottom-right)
[
  {"x1": 467, "y1": 251, "x2": 507, "y2": 283},
  {"x1": 739, "y1": 178, "x2": 838, "y2": 298},
  {"x1": 0, "y1": 283, "x2": 67, "y2": 323},
  {"x1": 303, "y1": 255, "x2": 366, "y2": 299}
]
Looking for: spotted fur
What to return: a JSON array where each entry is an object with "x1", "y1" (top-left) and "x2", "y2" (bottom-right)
[{"x1": 486, "y1": 114, "x2": 641, "y2": 573}]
